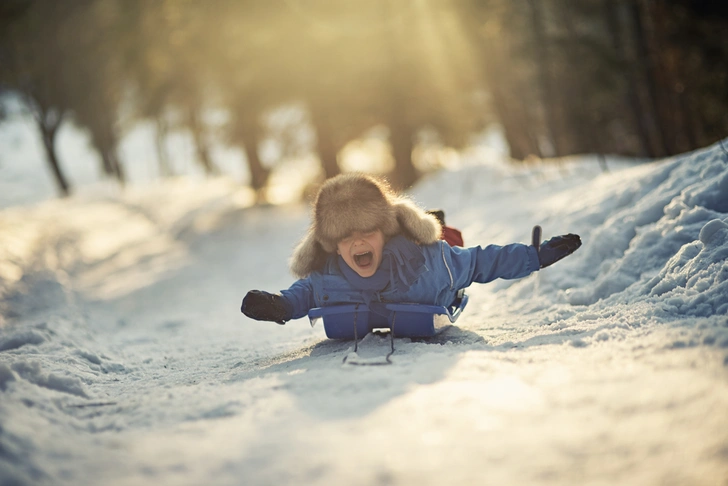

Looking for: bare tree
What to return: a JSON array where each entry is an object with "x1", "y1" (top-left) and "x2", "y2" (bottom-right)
[{"x1": 0, "y1": 1, "x2": 77, "y2": 196}]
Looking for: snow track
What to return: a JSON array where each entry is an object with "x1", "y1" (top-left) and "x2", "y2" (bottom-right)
[{"x1": 1, "y1": 141, "x2": 728, "y2": 485}]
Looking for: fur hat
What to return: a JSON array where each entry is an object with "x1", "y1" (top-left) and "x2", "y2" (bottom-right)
[{"x1": 290, "y1": 173, "x2": 442, "y2": 277}]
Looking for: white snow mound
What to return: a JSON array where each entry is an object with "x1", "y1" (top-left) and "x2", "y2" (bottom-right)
[{"x1": 562, "y1": 141, "x2": 728, "y2": 317}]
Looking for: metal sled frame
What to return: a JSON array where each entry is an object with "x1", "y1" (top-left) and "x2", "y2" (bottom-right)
[{"x1": 307, "y1": 291, "x2": 468, "y2": 340}]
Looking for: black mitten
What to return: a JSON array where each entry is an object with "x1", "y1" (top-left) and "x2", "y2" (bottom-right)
[
  {"x1": 241, "y1": 290, "x2": 291, "y2": 324},
  {"x1": 538, "y1": 234, "x2": 582, "y2": 268}
]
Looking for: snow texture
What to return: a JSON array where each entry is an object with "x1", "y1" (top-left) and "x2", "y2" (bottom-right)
[{"x1": 1, "y1": 126, "x2": 728, "y2": 485}]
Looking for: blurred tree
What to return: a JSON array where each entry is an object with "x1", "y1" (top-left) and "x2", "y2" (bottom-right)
[
  {"x1": 4, "y1": 0, "x2": 728, "y2": 202},
  {"x1": 641, "y1": 0, "x2": 728, "y2": 153},
  {"x1": 123, "y1": 0, "x2": 219, "y2": 178},
  {"x1": 286, "y1": 0, "x2": 390, "y2": 180},
  {"x1": 460, "y1": 0, "x2": 544, "y2": 159},
  {"x1": 210, "y1": 0, "x2": 295, "y2": 196},
  {"x1": 674, "y1": 1, "x2": 728, "y2": 146},
  {"x1": 166, "y1": 0, "x2": 219, "y2": 176},
  {"x1": 274, "y1": 0, "x2": 483, "y2": 188},
  {"x1": 378, "y1": 0, "x2": 483, "y2": 188},
  {"x1": 460, "y1": 0, "x2": 728, "y2": 161},
  {"x1": 526, "y1": 0, "x2": 560, "y2": 156},
  {"x1": 63, "y1": 0, "x2": 127, "y2": 184},
  {"x1": 601, "y1": 0, "x2": 653, "y2": 155},
  {"x1": 121, "y1": 0, "x2": 169, "y2": 176},
  {"x1": 0, "y1": 0, "x2": 76, "y2": 196}
]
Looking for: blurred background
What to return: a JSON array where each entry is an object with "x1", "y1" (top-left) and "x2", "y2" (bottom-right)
[{"x1": 1, "y1": 0, "x2": 727, "y2": 204}]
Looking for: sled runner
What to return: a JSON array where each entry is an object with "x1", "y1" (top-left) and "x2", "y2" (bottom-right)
[{"x1": 307, "y1": 290, "x2": 468, "y2": 340}]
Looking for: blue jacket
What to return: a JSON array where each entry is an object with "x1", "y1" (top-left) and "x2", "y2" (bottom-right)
[{"x1": 280, "y1": 235, "x2": 540, "y2": 319}]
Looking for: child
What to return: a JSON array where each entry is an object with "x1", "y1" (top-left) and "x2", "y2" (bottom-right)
[{"x1": 241, "y1": 173, "x2": 581, "y2": 324}]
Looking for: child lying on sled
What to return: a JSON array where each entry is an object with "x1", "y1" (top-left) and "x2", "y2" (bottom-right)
[{"x1": 241, "y1": 173, "x2": 581, "y2": 324}]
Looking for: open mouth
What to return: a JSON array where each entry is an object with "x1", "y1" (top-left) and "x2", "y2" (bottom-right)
[{"x1": 353, "y1": 251, "x2": 373, "y2": 268}]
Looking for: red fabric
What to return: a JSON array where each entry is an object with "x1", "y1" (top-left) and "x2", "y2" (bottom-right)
[{"x1": 442, "y1": 226, "x2": 464, "y2": 247}]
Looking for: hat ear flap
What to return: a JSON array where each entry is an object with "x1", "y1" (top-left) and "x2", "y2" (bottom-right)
[
  {"x1": 392, "y1": 200, "x2": 442, "y2": 245},
  {"x1": 290, "y1": 230, "x2": 329, "y2": 278}
]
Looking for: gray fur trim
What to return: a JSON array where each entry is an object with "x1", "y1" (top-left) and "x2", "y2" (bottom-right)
[
  {"x1": 391, "y1": 199, "x2": 442, "y2": 245},
  {"x1": 289, "y1": 230, "x2": 328, "y2": 279}
]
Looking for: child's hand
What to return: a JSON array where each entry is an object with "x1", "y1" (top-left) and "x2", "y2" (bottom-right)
[
  {"x1": 241, "y1": 290, "x2": 291, "y2": 324},
  {"x1": 537, "y1": 234, "x2": 582, "y2": 268}
]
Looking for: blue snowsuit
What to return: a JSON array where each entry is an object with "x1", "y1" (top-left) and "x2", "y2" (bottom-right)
[{"x1": 280, "y1": 235, "x2": 540, "y2": 319}]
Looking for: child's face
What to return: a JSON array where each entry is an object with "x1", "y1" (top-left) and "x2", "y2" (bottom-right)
[{"x1": 336, "y1": 229, "x2": 385, "y2": 278}]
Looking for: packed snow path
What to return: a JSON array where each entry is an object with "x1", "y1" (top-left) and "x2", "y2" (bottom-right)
[{"x1": 1, "y1": 141, "x2": 727, "y2": 485}]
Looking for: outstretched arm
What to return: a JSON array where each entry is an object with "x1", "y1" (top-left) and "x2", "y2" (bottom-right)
[
  {"x1": 449, "y1": 242, "x2": 541, "y2": 288},
  {"x1": 444, "y1": 226, "x2": 582, "y2": 288}
]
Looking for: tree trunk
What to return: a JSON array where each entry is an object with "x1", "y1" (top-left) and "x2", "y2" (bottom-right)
[
  {"x1": 489, "y1": 84, "x2": 541, "y2": 160},
  {"x1": 603, "y1": 0, "x2": 652, "y2": 156},
  {"x1": 649, "y1": 0, "x2": 697, "y2": 153},
  {"x1": 40, "y1": 125, "x2": 70, "y2": 197},
  {"x1": 90, "y1": 118, "x2": 125, "y2": 185},
  {"x1": 27, "y1": 95, "x2": 70, "y2": 196},
  {"x1": 483, "y1": 43, "x2": 543, "y2": 159},
  {"x1": 155, "y1": 116, "x2": 174, "y2": 178},
  {"x1": 561, "y1": 2, "x2": 599, "y2": 155},
  {"x1": 188, "y1": 106, "x2": 218, "y2": 176},
  {"x1": 103, "y1": 150, "x2": 125, "y2": 186},
  {"x1": 240, "y1": 120, "x2": 269, "y2": 193},
  {"x1": 383, "y1": 0, "x2": 419, "y2": 187},
  {"x1": 630, "y1": 0, "x2": 670, "y2": 156},
  {"x1": 309, "y1": 103, "x2": 341, "y2": 180},
  {"x1": 100, "y1": 147, "x2": 115, "y2": 176},
  {"x1": 642, "y1": 0, "x2": 679, "y2": 154},
  {"x1": 456, "y1": 4, "x2": 542, "y2": 160},
  {"x1": 389, "y1": 121, "x2": 417, "y2": 189},
  {"x1": 527, "y1": 0, "x2": 561, "y2": 157}
]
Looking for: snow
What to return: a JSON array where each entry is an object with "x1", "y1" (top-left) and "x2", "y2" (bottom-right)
[{"x1": 1, "y1": 118, "x2": 728, "y2": 485}]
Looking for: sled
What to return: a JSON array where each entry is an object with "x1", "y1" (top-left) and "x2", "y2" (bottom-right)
[{"x1": 307, "y1": 291, "x2": 468, "y2": 340}]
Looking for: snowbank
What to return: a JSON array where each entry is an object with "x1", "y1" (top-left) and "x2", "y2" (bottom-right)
[{"x1": 564, "y1": 143, "x2": 728, "y2": 314}]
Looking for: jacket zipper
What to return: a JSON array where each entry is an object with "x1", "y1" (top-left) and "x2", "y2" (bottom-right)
[{"x1": 441, "y1": 242, "x2": 454, "y2": 290}]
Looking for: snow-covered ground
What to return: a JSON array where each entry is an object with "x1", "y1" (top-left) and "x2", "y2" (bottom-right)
[{"x1": 1, "y1": 122, "x2": 727, "y2": 485}]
